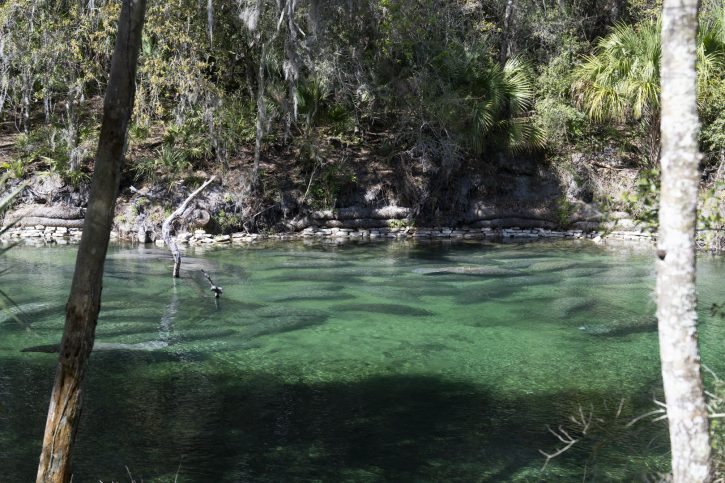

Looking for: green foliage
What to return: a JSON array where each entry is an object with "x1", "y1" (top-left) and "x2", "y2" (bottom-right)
[
  {"x1": 533, "y1": 41, "x2": 591, "y2": 152},
  {"x1": 0, "y1": 0, "x2": 723, "y2": 207},
  {"x1": 620, "y1": 168, "x2": 660, "y2": 228},
  {"x1": 156, "y1": 145, "x2": 192, "y2": 174},
  {"x1": 555, "y1": 197, "x2": 574, "y2": 228},
  {"x1": 572, "y1": 17, "x2": 725, "y2": 164},
  {"x1": 574, "y1": 22, "x2": 661, "y2": 124},
  {"x1": 0, "y1": 159, "x2": 25, "y2": 179},
  {"x1": 699, "y1": 181, "x2": 725, "y2": 229},
  {"x1": 213, "y1": 209, "x2": 241, "y2": 233},
  {"x1": 387, "y1": 218, "x2": 412, "y2": 229},
  {"x1": 458, "y1": 56, "x2": 544, "y2": 153}
]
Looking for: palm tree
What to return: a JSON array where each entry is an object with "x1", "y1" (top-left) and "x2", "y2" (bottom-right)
[{"x1": 573, "y1": 18, "x2": 725, "y2": 164}]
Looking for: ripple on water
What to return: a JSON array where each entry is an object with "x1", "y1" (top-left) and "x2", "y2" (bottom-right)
[{"x1": 0, "y1": 241, "x2": 721, "y2": 482}]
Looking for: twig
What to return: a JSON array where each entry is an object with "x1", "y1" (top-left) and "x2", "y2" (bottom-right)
[
  {"x1": 300, "y1": 162, "x2": 318, "y2": 207},
  {"x1": 626, "y1": 408, "x2": 666, "y2": 428},
  {"x1": 251, "y1": 203, "x2": 278, "y2": 220},
  {"x1": 540, "y1": 425, "x2": 579, "y2": 470},
  {"x1": 615, "y1": 398, "x2": 625, "y2": 418},
  {"x1": 703, "y1": 364, "x2": 722, "y2": 382},
  {"x1": 174, "y1": 458, "x2": 183, "y2": 483}
]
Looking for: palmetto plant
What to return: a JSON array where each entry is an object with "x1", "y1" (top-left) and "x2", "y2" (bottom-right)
[
  {"x1": 573, "y1": 18, "x2": 725, "y2": 163},
  {"x1": 574, "y1": 22, "x2": 661, "y2": 123},
  {"x1": 439, "y1": 55, "x2": 544, "y2": 155}
]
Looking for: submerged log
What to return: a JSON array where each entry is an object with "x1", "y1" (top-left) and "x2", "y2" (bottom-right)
[{"x1": 161, "y1": 177, "x2": 216, "y2": 278}]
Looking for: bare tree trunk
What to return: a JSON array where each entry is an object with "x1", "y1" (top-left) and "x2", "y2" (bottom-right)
[
  {"x1": 253, "y1": 41, "x2": 266, "y2": 182},
  {"x1": 657, "y1": 0, "x2": 712, "y2": 480},
  {"x1": 499, "y1": 0, "x2": 515, "y2": 65},
  {"x1": 161, "y1": 176, "x2": 216, "y2": 278},
  {"x1": 35, "y1": 1, "x2": 147, "y2": 481}
]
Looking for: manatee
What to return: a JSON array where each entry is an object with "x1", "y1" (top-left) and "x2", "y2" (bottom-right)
[
  {"x1": 527, "y1": 260, "x2": 582, "y2": 272},
  {"x1": 412, "y1": 266, "x2": 521, "y2": 277},
  {"x1": 552, "y1": 297, "x2": 596, "y2": 317},
  {"x1": 266, "y1": 291, "x2": 356, "y2": 303},
  {"x1": 333, "y1": 303, "x2": 433, "y2": 317},
  {"x1": 578, "y1": 317, "x2": 657, "y2": 337},
  {"x1": 243, "y1": 313, "x2": 329, "y2": 338}
]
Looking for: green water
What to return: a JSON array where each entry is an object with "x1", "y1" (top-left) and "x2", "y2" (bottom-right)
[{"x1": 1, "y1": 240, "x2": 724, "y2": 482}]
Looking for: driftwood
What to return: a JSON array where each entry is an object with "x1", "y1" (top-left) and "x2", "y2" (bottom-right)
[{"x1": 161, "y1": 176, "x2": 216, "y2": 278}]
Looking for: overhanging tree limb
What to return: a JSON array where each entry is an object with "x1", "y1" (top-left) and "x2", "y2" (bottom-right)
[{"x1": 35, "y1": 1, "x2": 147, "y2": 481}]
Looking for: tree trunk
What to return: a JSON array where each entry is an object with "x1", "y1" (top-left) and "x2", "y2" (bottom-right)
[
  {"x1": 254, "y1": 42, "x2": 267, "y2": 182},
  {"x1": 499, "y1": 0, "x2": 515, "y2": 65},
  {"x1": 35, "y1": 1, "x2": 147, "y2": 482},
  {"x1": 657, "y1": 0, "x2": 712, "y2": 480}
]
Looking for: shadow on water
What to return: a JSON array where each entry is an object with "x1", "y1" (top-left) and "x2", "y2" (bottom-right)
[{"x1": 0, "y1": 356, "x2": 669, "y2": 482}]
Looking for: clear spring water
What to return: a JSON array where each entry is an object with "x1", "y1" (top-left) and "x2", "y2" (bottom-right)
[{"x1": 0, "y1": 240, "x2": 724, "y2": 482}]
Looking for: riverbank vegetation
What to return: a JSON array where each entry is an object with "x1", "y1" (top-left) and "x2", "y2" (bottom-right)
[{"x1": 1, "y1": 0, "x2": 724, "y2": 230}]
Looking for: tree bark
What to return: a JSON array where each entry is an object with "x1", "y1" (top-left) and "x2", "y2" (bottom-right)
[
  {"x1": 161, "y1": 176, "x2": 216, "y2": 278},
  {"x1": 499, "y1": 0, "x2": 515, "y2": 65},
  {"x1": 35, "y1": 1, "x2": 147, "y2": 482},
  {"x1": 657, "y1": 0, "x2": 712, "y2": 481}
]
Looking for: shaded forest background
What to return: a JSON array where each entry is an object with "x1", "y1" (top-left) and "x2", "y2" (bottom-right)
[{"x1": 1, "y1": 0, "x2": 724, "y2": 234}]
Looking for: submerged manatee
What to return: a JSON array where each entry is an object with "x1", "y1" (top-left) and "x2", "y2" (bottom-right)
[
  {"x1": 333, "y1": 303, "x2": 433, "y2": 317},
  {"x1": 243, "y1": 310, "x2": 329, "y2": 338},
  {"x1": 527, "y1": 260, "x2": 582, "y2": 272},
  {"x1": 413, "y1": 266, "x2": 521, "y2": 277},
  {"x1": 578, "y1": 317, "x2": 657, "y2": 337}
]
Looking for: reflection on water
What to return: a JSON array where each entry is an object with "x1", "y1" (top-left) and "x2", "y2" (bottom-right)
[{"x1": 0, "y1": 240, "x2": 724, "y2": 481}]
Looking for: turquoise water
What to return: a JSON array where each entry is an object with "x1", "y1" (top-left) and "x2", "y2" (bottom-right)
[{"x1": 0, "y1": 240, "x2": 724, "y2": 482}]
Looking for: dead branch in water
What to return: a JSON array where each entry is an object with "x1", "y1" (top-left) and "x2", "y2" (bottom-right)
[
  {"x1": 161, "y1": 177, "x2": 216, "y2": 277},
  {"x1": 201, "y1": 269, "x2": 223, "y2": 298}
]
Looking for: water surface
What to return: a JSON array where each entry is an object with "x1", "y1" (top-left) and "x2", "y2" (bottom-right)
[{"x1": 1, "y1": 240, "x2": 724, "y2": 481}]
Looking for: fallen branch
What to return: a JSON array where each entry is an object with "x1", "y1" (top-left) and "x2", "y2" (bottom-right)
[
  {"x1": 539, "y1": 425, "x2": 579, "y2": 470},
  {"x1": 162, "y1": 177, "x2": 216, "y2": 277}
]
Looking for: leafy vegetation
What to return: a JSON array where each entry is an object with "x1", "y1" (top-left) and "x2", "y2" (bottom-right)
[{"x1": 0, "y1": 0, "x2": 723, "y2": 227}]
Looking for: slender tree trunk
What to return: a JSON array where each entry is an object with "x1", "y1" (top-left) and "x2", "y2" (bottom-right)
[
  {"x1": 499, "y1": 0, "x2": 515, "y2": 65},
  {"x1": 35, "y1": 1, "x2": 147, "y2": 482},
  {"x1": 657, "y1": 0, "x2": 712, "y2": 481},
  {"x1": 254, "y1": 41, "x2": 267, "y2": 182}
]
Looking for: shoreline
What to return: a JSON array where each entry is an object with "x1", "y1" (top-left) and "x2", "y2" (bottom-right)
[{"x1": 0, "y1": 223, "x2": 659, "y2": 247}]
